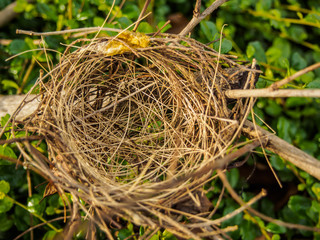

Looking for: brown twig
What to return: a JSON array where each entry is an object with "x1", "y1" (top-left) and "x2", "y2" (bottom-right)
[
  {"x1": 133, "y1": 0, "x2": 151, "y2": 32},
  {"x1": 16, "y1": 27, "x2": 121, "y2": 36},
  {"x1": 152, "y1": 20, "x2": 171, "y2": 37},
  {"x1": 0, "y1": 135, "x2": 44, "y2": 145},
  {"x1": 179, "y1": 0, "x2": 230, "y2": 36},
  {"x1": 0, "y1": 2, "x2": 18, "y2": 28},
  {"x1": 225, "y1": 89, "x2": 320, "y2": 98},
  {"x1": 243, "y1": 120, "x2": 320, "y2": 180},
  {"x1": 269, "y1": 62, "x2": 320, "y2": 90}
]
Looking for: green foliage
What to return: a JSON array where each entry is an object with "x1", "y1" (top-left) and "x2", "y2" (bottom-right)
[{"x1": 0, "y1": 0, "x2": 320, "y2": 239}]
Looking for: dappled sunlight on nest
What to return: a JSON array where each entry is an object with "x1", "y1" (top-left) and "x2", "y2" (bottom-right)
[{"x1": 22, "y1": 32, "x2": 258, "y2": 238}]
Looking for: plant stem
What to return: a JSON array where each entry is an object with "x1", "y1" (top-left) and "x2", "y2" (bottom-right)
[
  {"x1": 5, "y1": 195, "x2": 62, "y2": 232},
  {"x1": 225, "y1": 89, "x2": 320, "y2": 98}
]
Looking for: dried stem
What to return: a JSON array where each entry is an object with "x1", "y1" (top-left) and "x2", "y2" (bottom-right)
[
  {"x1": 179, "y1": 0, "x2": 230, "y2": 36},
  {"x1": 225, "y1": 89, "x2": 320, "y2": 98},
  {"x1": 16, "y1": 27, "x2": 121, "y2": 36}
]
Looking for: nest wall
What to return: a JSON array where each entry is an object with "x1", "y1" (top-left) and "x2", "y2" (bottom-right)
[{"x1": 23, "y1": 33, "x2": 257, "y2": 237}]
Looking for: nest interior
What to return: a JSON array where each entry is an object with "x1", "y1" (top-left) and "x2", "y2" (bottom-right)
[{"x1": 24, "y1": 32, "x2": 258, "y2": 237}]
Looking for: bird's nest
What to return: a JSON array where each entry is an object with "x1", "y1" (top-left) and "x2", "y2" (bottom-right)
[{"x1": 19, "y1": 31, "x2": 260, "y2": 238}]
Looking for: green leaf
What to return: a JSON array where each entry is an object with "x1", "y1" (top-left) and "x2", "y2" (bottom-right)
[
  {"x1": 137, "y1": 22, "x2": 154, "y2": 33},
  {"x1": 288, "y1": 195, "x2": 312, "y2": 215},
  {"x1": 158, "y1": 21, "x2": 172, "y2": 33},
  {"x1": 36, "y1": 3, "x2": 58, "y2": 21},
  {"x1": 266, "y1": 222, "x2": 286, "y2": 234},
  {"x1": 117, "y1": 17, "x2": 133, "y2": 29},
  {"x1": 42, "y1": 230, "x2": 57, "y2": 240},
  {"x1": 0, "y1": 114, "x2": 10, "y2": 128},
  {"x1": 277, "y1": 117, "x2": 292, "y2": 143},
  {"x1": 45, "y1": 206, "x2": 56, "y2": 215},
  {"x1": 298, "y1": 71, "x2": 315, "y2": 84},
  {"x1": 27, "y1": 194, "x2": 46, "y2": 215},
  {"x1": 8, "y1": 39, "x2": 32, "y2": 58},
  {"x1": 300, "y1": 140, "x2": 317, "y2": 155},
  {"x1": 214, "y1": 39, "x2": 233, "y2": 53},
  {"x1": 139, "y1": 226, "x2": 145, "y2": 236},
  {"x1": 1, "y1": 79, "x2": 19, "y2": 90},
  {"x1": 117, "y1": 228, "x2": 132, "y2": 240},
  {"x1": 307, "y1": 79, "x2": 320, "y2": 88},
  {"x1": 240, "y1": 220, "x2": 259, "y2": 240},
  {"x1": 14, "y1": 0, "x2": 28, "y2": 13},
  {"x1": 226, "y1": 168, "x2": 239, "y2": 188},
  {"x1": 310, "y1": 200, "x2": 320, "y2": 214},
  {"x1": 265, "y1": 100, "x2": 282, "y2": 117},
  {"x1": 272, "y1": 234, "x2": 281, "y2": 240},
  {"x1": 200, "y1": 20, "x2": 218, "y2": 41},
  {"x1": 93, "y1": 16, "x2": 105, "y2": 27},
  {"x1": 270, "y1": 155, "x2": 285, "y2": 170},
  {"x1": 0, "y1": 180, "x2": 10, "y2": 195},
  {"x1": 122, "y1": 3, "x2": 140, "y2": 19},
  {"x1": 0, "y1": 213, "x2": 13, "y2": 231},
  {"x1": 288, "y1": 26, "x2": 308, "y2": 42},
  {"x1": 0, "y1": 145, "x2": 17, "y2": 165},
  {"x1": 0, "y1": 197, "x2": 13, "y2": 213},
  {"x1": 312, "y1": 183, "x2": 320, "y2": 201},
  {"x1": 286, "y1": 97, "x2": 311, "y2": 108},
  {"x1": 162, "y1": 230, "x2": 177, "y2": 240},
  {"x1": 247, "y1": 41, "x2": 267, "y2": 62},
  {"x1": 291, "y1": 52, "x2": 307, "y2": 70}
]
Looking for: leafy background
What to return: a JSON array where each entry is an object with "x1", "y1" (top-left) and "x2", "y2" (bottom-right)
[{"x1": 0, "y1": 0, "x2": 320, "y2": 239}]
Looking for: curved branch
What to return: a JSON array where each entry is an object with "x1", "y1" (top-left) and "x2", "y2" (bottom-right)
[{"x1": 179, "y1": 0, "x2": 230, "y2": 36}]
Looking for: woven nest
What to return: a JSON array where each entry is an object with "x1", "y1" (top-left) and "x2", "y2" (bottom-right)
[{"x1": 24, "y1": 32, "x2": 259, "y2": 238}]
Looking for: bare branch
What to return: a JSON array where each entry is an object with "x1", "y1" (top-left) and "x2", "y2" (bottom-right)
[
  {"x1": 133, "y1": 0, "x2": 152, "y2": 32},
  {"x1": 269, "y1": 62, "x2": 320, "y2": 90},
  {"x1": 179, "y1": 0, "x2": 229, "y2": 36},
  {"x1": 243, "y1": 120, "x2": 320, "y2": 180},
  {"x1": 225, "y1": 89, "x2": 320, "y2": 98},
  {"x1": 16, "y1": 27, "x2": 121, "y2": 36},
  {"x1": 0, "y1": 2, "x2": 18, "y2": 28}
]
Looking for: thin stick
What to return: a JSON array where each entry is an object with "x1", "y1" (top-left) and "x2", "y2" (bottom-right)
[
  {"x1": 243, "y1": 120, "x2": 320, "y2": 180},
  {"x1": 14, "y1": 216, "x2": 68, "y2": 240},
  {"x1": 152, "y1": 20, "x2": 171, "y2": 37},
  {"x1": 179, "y1": 0, "x2": 230, "y2": 36},
  {"x1": 225, "y1": 89, "x2": 320, "y2": 98},
  {"x1": 133, "y1": 0, "x2": 151, "y2": 32},
  {"x1": 188, "y1": 189, "x2": 267, "y2": 228},
  {"x1": 269, "y1": 62, "x2": 320, "y2": 90},
  {"x1": 16, "y1": 27, "x2": 122, "y2": 36},
  {"x1": 218, "y1": 170, "x2": 320, "y2": 232}
]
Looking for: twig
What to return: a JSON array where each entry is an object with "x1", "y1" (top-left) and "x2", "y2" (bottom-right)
[
  {"x1": 14, "y1": 216, "x2": 68, "y2": 240},
  {"x1": 269, "y1": 62, "x2": 320, "y2": 90},
  {"x1": 218, "y1": 170, "x2": 320, "y2": 232},
  {"x1": 16, "y1": 27, "x2": 121, "y2": 36},
  {"x1": 179, "y1": 0, "x2": 230, "y2": 36},
  {"x1": 0, "y1": 136, "x2": 44, "y2": 145},
  {"x1": 247, "y1": 9, "x2": 320, "y2": 29},
  {"x1": 152, "y1": 20, "x2": 171, "y2": 37},
  {"x1": 225, "y1": 89, "x2": 320, "y2": 98},
  {"x1": 133, "y1": 0, "x2": 151, "y2": 32},
  {"x1": 242, "y1": 120, "x2": 320, "y2": 180},
  {"x1": 0, "y1": 1, "x2": 18, "y2": 28}
]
